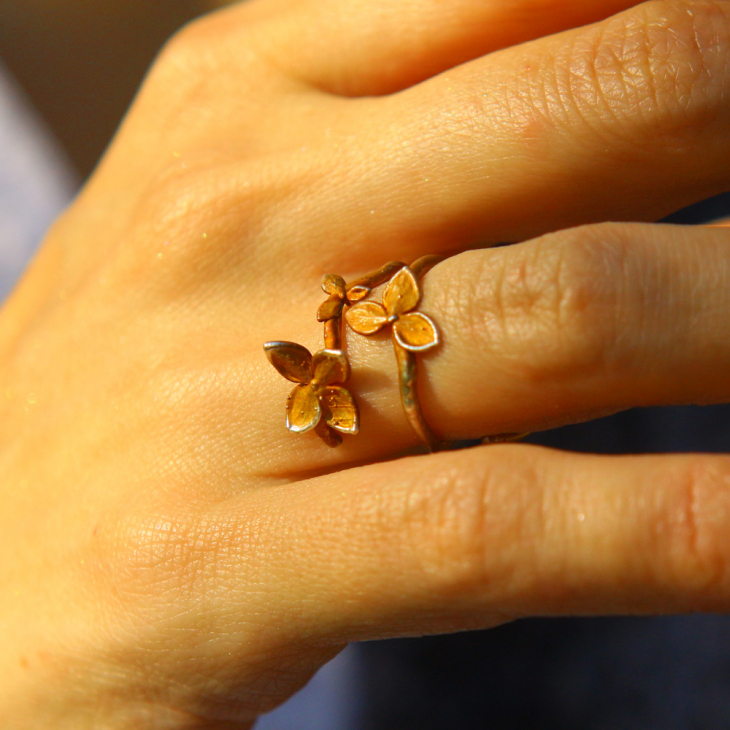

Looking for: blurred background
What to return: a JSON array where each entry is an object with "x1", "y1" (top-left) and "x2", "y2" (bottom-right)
[{"x1": 0, "y1": 0, "x2": 230, "y2": 178}]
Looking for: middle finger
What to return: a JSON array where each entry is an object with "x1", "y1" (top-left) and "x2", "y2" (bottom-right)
[{"x1": 294, "y1": 0, "x2": 730, "y2": 268}]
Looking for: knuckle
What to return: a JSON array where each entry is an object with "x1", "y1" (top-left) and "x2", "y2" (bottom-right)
[
  {"x1": 147, "y1": 12, "x2": 273, "y2": 107},
  {"x1": 121, "y1": 145, "x2": 332, "y2": 294},
  {"x1": 117, "y1": 162, "x2": 270, "y2": 294},
  {"x1": 397, "y1": 451, "x2": 537, "y2": 600},
  {"x1": 541, "y1": 224, "x2": 627, "y2": 365},
  {"x1": 463, "y1": 224, "x2": 630, "y2": 386},
  {"x1": 139, "y1": 164, "x2": 239, "y2": 249},
  {"x1": 538, "y1": 0, "x2": 730, "y2": 141},
  {"x1": 99, "y1": 512, "x2": 210, "y2": 606},
  {"x1": 657, "y1": 457, "x2": 730, "y2": 605},
  {"x1": 99, "y1": 506, "x2": 254, "y2": 612},
  {"x1": 152, "y1": 16, "x2": 221, "y2": 87}
]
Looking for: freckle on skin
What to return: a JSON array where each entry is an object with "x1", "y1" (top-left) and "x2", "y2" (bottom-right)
[{"x1": 19, "y1": 656, "x2": 29, "y2": 670}]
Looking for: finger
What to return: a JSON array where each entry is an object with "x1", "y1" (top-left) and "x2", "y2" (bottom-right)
[
  {"x1": 226, "y1": 445, "x2": 730, "y2": 642},
  {"x1": 234, "y1": 0, "x2": 641, "y2": 96},
  {"x1": 395, "y1": 222, "x2": 730, "y2": 440},
  {"x1": 296, "y1": 0, "x2": 730, "y2": 266},
  {"x1": 255, "y1": 222, "x2": 730, "y2": 475}
]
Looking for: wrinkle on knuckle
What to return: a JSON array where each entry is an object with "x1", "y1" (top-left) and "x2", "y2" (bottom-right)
[
  {"x1": 108, "y1": 514, "x2": 213, "y2": 606},
  {"x1": 118, "y1": 161, "x2": 291, "y2": 295},
  {"x1": 534, "y1": 0, "x2": 730, "y2": 144},
  {"x1": 546, "y1": 226, "x2": 628, "y2": 379},
  {"x1": 473, "y1": 225, "x2": 627, "y2": 386},
  {"x1": 102, "y1": 508, "x2": 259, "y2": 613},
  {"x1": 397, "y1": 453, "x2": 536, "y2": 601},
  {"x1": 431, "y1": 252, "x2": 492, "y2": 348},
  {"x1": 401, "y1": 468, "x2": 492, "y2": 598},
  {"x1": 656, "y1": 458, "x2": 730, "y2": 605}
]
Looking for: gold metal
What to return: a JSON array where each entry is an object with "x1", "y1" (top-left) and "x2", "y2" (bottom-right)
[
  {"x1": 317, "y1": 274, "x2": 347, "y2": 323},
  {"x1": 409, "y1": 254, "x2": 444, "y2": 279},
  {"x1": 346, "y1": 266, "x2": 440, "y2": 352},
  {"x1": 481, "y1": 432, "x2": 529, "y2": 445},
  {"x1": 323, "y1": 318, "x2": 342, "y2": 350},
  {"x1": 392, "y1": 338, "x2": 440, "y2": 450},
  {"x1": 263, "y1": 342, "x2": 359, "y2": 446},
  {"x1": 265, "y1": 255, "x2": 529, "y2": 450},
  {"x1": 346, "y1": 259, "x2": 442, "y2": 450},
  {"x1": 346, "y1": 260, "x2": 405, "y2": 301}
]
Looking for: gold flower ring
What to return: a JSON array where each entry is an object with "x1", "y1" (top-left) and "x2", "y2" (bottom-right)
[{"x1": 264, "y1": 256, "x2": 525, "y2": 451}]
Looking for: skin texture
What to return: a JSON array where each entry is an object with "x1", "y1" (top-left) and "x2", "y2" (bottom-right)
[{"x1": 1, "y1": 0, "x2": 730, "y2": 726}]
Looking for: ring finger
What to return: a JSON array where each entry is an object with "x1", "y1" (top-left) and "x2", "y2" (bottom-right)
[{"x1": 258, "y1": 222, "x2": 730, "y2": 475}]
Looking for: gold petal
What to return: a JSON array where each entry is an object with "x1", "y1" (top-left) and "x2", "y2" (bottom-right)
[
  {"x1": 383, "y1": 266, "x2": 420, "y2": 317},
  {"x1": 315, "y1": 420, "x2": 343, "y2": 448},
  {"x1": 317, "y1": 295, "x2": 345, "y2": 322},
  {"x1": 264, "y1": 341, "x2": 312, "y2": 383},
  {"x1": 345, "y1": 301, "x2": 388, "y2": 335},
  {"x1": 312, "y1": 349, "x2": 350, "y2": 385},
  {"x1": 286, "y1": 384, "x2": 322, "y2": 433},
  {"x1": 393, "y1": 312, "x2": 439, "y2": 352},
  {"x1": 322, "y1": 274, "x2": 346, "y2": 297},
  {"x1": 321, "y1": 386, "x2": 359, "y2": 434},
  {"x1": 346, "y1": 285, "x2": 370, "y2": 303}
]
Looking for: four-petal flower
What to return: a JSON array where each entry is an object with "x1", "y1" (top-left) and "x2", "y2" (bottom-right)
[
  {"x1": 345, "y1": 266, "x2": 439, "y2": 351},
  {"x1": 264, "y1": 342, "x2": 359, "y2": 440},
  {"x1": 317, "y1": 274, "x2": 370, "y2": 322}
]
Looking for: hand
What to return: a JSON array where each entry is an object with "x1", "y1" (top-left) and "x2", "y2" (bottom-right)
[{"x1": 2, "y1": 0, "x2": 730, "y2": 726}]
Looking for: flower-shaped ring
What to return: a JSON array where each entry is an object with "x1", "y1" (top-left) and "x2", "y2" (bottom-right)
[
  {"x1": 264, "y1": 256, "x2": 526, "y2": 452},
  {"x1": 264, "y1": 342, "x2": 359, "y2": 447},
  {"x1": 344, "y1": 262, "x2": 442, "y2": 449},
  {"x1": 316, "y1": 274, "x2": 370, "y2": 323},
  {"x1": 345, "y1": 266, "x2": 439, "y2": 352}
]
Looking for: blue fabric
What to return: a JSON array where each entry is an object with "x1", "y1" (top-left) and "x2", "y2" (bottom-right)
[{"x1": 254, "y1": 645, "x2": 363, "y2": 730}]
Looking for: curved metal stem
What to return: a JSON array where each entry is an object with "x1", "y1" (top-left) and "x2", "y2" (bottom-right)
[
  {"x1": 393, "y1": 339, "x2": 441, "y2": 452},
  {"x1": 324, "y1": 317, "x2": 342, "y2": 350},
  {"x1": 346, "y1": 260, "x2": 405, "y2": 295},
  {"x1": 410, "y1": 254, "x2": 444, "y2": 279}
]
